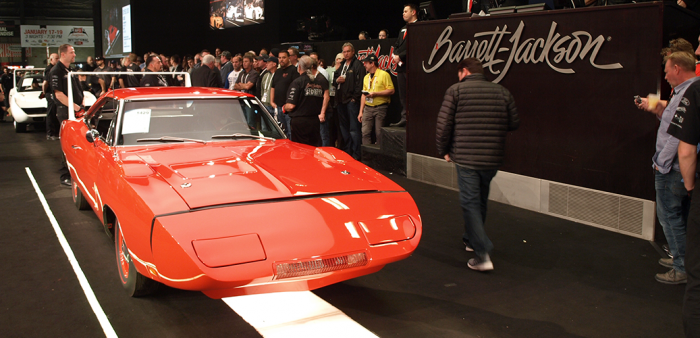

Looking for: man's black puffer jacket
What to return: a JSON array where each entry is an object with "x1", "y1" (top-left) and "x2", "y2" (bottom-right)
[{"x1": 436, "y1": 73, "x2": 520, "y2": 169}]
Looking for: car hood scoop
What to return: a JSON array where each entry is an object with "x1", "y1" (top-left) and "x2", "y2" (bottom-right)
[{"x1": 134, "y1": 142, "x2": 384, "y2": 209}]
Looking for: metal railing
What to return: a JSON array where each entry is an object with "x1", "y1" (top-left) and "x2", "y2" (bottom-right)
[{"x1": 66, "y1": 71, "x2": 192, "y2": 120}]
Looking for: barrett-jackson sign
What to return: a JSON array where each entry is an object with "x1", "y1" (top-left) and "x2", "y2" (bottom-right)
[{"x1": 422, "y1": 21, "x2": 623, "y2": 83}]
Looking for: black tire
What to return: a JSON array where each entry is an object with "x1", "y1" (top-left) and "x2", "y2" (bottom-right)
[
  {"x1": 14, "y1": 121, "x2": 26, "y2": 133},
  {"x1": 72, "y1": 180, "x2": 90, "y2": 210},
  {"x1": 115, "y1": 221, "x2": 159, "y2": 297}
]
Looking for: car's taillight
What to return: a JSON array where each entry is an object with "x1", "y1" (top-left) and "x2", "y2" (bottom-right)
[{"x1": 274, "y1": 252, "x2": 368, "y2": 279}]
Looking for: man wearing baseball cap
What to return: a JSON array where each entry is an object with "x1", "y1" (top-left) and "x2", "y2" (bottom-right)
[
  {"x1": 94, "y1": 56, "x2": 114, "y2": 94},
  {"x1": 254, "y1": 55, "x2": 267, "y2": 73},
  {"x1": 358, "y1": 53, "x2": 394, "y2": 145},
  {"x1": 258, "y1": 55, "x2": 278, "y2": 116}
]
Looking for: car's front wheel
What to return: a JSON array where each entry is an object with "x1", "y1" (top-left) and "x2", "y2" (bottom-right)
[
  {"x1": 14, "y1": 121, "x2": 26, "y2": 133},
  {"x1": 115, "y1": 220, "x2": 159, "y2": 297},
  {"x1": 72, "y1": 181, "x2": 90, "y2": 210}
]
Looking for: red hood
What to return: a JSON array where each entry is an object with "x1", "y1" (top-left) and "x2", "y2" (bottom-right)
[{"x1": 122, "y1": 140, "x2": 401, "y2": 209}]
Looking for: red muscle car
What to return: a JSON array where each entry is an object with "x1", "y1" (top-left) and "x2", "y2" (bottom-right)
[{"x1": 61, "y1": 87, "x2": 422, "y2": 298}]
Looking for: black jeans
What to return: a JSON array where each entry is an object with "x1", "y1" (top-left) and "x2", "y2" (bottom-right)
[
  {"x1": 397, "y1": 72, "x2": 407, "y2": 122},
  {"x1": 46, "y1": 94, "x2": 59, "y2": 136},
  {"x1": 684, "y1": 191, "x2": 700, "y2": 337}
]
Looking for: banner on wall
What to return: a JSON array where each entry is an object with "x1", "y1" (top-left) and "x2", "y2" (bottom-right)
[
  {"x1": 0, "y1": 44, "x2": 23, "y2": 58},
  {"x1": 0, "y1": 21, "x2": 17, "y2": 37},
  {"x1": 20, "y1": 25, "x2": 95, "y2": 48}
]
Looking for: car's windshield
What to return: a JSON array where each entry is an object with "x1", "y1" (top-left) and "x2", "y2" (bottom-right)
[
  {"x1": 17, "y1": 75, "x2": 43, "y2": 92},
  {"x1": 118, "y1": 98, "x2": 284, "y2": 145}
]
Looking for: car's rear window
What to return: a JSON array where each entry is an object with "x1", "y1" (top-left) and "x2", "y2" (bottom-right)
[
  {"x1": 17, "y1": 76, "x2": 43, "y2": 92},
  {"x1": 119, "y1": 98, "x2": 284, "y2": 145}
]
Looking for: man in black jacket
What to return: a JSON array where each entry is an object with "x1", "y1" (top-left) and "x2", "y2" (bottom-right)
[
  {"x1": 390, "y1": 3, "x2": 418, "y2": 127},
  {"x1": 191, "y1": 55, "x2": 223, "y2": 88},
  {"x1": 333, "y1": 42, "x2": 366, "y2": 160},
  {"x1": 436, "y1": 58, "x2": 520, "y2": 272},
  {"x1": 140, "y1": 55, "x2": 169, "y2": 87}
]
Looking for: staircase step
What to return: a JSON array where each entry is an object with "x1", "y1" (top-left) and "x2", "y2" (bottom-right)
[
  {"x1": 361, "y1": 144, "x2": 406, "y2": 176},
  {"x1": 379, "y1": 127, "x2": 406, "y2": 157}
]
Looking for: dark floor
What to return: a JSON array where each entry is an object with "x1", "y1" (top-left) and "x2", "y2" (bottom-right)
[{"x1": 0, "y1": 121, "x2": 686, "y2": 337}]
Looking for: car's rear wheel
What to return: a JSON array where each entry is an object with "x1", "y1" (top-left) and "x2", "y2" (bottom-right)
[
  {"x1": 115, "y1": 220, "x2": 159, "y2": 297},
  {"x1": 14, "y1": 121, "x2": 26, "y2": 133},
  {"x1": 72, "y1": 180, "x2": 90, "y2": 210}
]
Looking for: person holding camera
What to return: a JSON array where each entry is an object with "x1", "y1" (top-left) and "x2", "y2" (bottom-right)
[
  {"x1": 665, "y1": 52, "x2": 700, "y2": 338},
  {"x1": 637, "y1": 51, "x2": 699, "y2": 285},
  {"x1": 358, "y1": 54, "x2": 394, "y2": 145}
]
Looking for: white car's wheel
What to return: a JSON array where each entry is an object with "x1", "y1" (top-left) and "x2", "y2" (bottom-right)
[{"x1": 14, "y1": 121, "x2": 27, "y2": 133}]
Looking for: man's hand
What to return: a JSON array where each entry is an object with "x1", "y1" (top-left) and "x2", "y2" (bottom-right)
[
  {"x1": 358, "y1": 112, "x2": 362, "y2": 122},
  {"x1": 365, "y1": 92, "x2": 375, "y2": 98},
  {"x1": 336, "y1": 76, "x2": 346, "y2": 84},
  {"x1": 678, "y1": 0, "x2": 687, "y2": 7},
  {"x1": 392, "y1": 54, "x2": 400, "y2": 63},
  {"x1": 635, "y1": 97, "x2": 664, "y2": 117},
  {"x1": 444, "y1": 154, "x2": 452, "y2": 162},
  {"x1": 319, "y1": 113, "x2": 326, "y2": 123}
]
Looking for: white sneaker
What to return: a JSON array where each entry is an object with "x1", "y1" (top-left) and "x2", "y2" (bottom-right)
[{"x1": 468, "y1": 254, "x2": 494, "y2": 271}]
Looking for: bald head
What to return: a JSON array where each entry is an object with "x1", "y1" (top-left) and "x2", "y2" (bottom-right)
[{"x1": 49, "y1": 53, "x2": 59, "y2": 66}]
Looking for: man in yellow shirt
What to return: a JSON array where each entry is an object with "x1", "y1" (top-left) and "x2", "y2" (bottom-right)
[{"x1": 358, "y1": 54, "x2": 395, "y2": 145}]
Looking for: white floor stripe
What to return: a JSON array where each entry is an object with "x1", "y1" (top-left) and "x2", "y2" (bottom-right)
[
  {"x1": 25, "y1": 168, "x2": 118, "y2": 338},
  {"x1": 223, "y1": 291, "x2": 379, "y2": 338}
]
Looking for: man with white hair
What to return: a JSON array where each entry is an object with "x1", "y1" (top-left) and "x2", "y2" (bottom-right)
[
  {"x1": 191, "y1": 54, "x2": 223, "y2": 87},
  {"x1": 284, "y1": 55, "x2": 329, "y2": 146}
]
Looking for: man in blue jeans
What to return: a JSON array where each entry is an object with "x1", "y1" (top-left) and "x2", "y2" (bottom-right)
[
  {"x1": 436, "y1": 58, "x2": 519, "y2": 271},
  {"x1": 639, "y1": 51, "x2": 698, "y2": 284}
]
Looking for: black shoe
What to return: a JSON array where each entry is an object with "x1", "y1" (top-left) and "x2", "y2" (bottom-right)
[
  {"x1": 60, "y1": 174, "x2": 71, "y2": 188},
  {"x1": 390, "y1": 119, "x2": 406, "y2": 127}
]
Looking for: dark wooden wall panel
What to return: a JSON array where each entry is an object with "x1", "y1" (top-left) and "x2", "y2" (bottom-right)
[{"x1": 405, "y1": 3, "x2": 677, "y2": 200}]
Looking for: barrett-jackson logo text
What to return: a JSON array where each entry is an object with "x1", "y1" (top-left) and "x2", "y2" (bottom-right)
[{"x1": 422, "y1": 21, "x2": 622, "y2": 83}]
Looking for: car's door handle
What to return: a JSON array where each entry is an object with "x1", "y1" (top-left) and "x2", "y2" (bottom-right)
[{"x1": 72, "y1": 145, "x2": 82, "y2": 149}]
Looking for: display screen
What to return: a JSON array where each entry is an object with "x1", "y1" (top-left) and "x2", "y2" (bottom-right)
[
  {"x1": 101, "y1": 0, "x2": 132, "y2": 58},
  {"x1": 210, "y1": 0, "x2": 265, "y2": 29}
]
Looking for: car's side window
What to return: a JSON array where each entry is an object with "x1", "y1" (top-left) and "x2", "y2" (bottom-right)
[{"x1": 104, "y1": 99, "x2": 120, "y2": 146}]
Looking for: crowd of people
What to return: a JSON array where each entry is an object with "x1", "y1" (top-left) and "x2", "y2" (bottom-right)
[
  {"x1": 33, "y1": 3, "x2": 418, "y2": 160},
  {"x1": 0, "y1": 3, "x2": 421, "y2": 164}
]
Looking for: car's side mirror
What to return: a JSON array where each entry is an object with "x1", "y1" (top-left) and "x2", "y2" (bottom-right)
[{"x1": 86, "y1": 129, "x2": 100, "y2": 143}]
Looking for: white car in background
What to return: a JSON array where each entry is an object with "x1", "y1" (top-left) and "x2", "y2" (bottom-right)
[{"x1": 9, "y1": 68, "x2": 96, "y2": 133}]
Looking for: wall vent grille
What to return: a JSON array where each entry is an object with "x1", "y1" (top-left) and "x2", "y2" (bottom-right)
[{"x1": 407, "y1": 153, "x2": 651, "y2": 239}]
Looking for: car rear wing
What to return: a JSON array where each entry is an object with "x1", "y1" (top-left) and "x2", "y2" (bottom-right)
[
  {"x1": 13, "y1": 67, "x2": 45, "y2": 87},
  {"x1": 66, "y1": 71, "x2": 192, "y2": 120}
]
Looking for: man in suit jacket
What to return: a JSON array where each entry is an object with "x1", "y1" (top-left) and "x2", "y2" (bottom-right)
[{"x1": 191, "y1": 54, "x2": 223, "y2": 87}]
